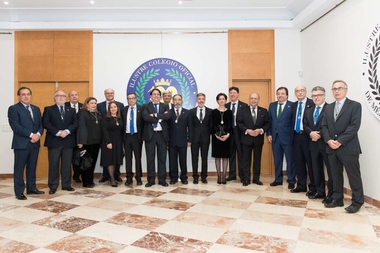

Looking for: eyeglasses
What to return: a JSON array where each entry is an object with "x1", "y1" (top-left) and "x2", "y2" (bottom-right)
[
  {"x1": 311, "y1": 94, "x2": 325, "y2": 98},
  {"x1": 331, "y1": 87, "x2": 347, "y2": 92},
  {"x1": 295, "y1": 89, "x2": 306, "y2": 93},
  {"x1": 105, "y1": 92, "x2": 114, "y2": 95}
]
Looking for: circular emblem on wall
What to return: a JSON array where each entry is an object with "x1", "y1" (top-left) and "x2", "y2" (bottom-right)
[
  {"x1": 361, "y1": 24, "x2": 380, "y2": 120},
  {"x1": 126, "y1": 57, "x2": 198, "y2": 108}
]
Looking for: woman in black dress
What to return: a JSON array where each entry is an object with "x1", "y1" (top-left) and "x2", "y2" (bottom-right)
[
  {"x1": 211, "y1": 93, "x2": 232, "y2": 184},
  {"x1": 100, "y1": 102, "x2": 124, "y2": 187},
  {"x1": 77, "y1": 97, "x2": 102, "y2": 188}
]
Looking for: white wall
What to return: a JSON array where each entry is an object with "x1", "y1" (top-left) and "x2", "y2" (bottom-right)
[{"x1": 301, "y1": 0, "x2": 380, "y2": 200}]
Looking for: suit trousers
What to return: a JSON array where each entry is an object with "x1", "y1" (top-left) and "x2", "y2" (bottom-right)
[
  {"x1": 229, "y1": 127, "x2": 243, "y2": 179},
  {"x1": 242, "y1": 142, "x2": 263, "y2": 182},
  {"x1": 328, "y1": 152, "x2": 364, "y2": 205},
  {"x1": 124, "y1": 133, "x2": 142, "y2": 180},
  {"x1": 48, "y1": 146, "x2": 73, "y2": 190},
  {"x1": 13, "y1": 145, "x2": 39, "y2": 195},
  {"x1": 293, "y1": 133, "x2": 314, "y2": 191},
  {"x1": 310, "y1": 148, "x2": 332, "y2": 195},
  {"x1": 272, "y1": 135, "x2": 296, "y2": 184},
  {"x1": 170, "y1": 146, "x2": 188, "y2": 181},
  {"x1": 81, "y1": 144, "x2": 100, "y2": 186},
  {"x1": 145, "y1": 132, "x2": 167, "y2": 183},
  {"x1": 191, "y1": 141, "x2": 209, "y2": 179}
]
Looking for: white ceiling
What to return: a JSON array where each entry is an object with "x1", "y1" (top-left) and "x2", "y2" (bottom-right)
[{"x1": 0, "y1": 0, "x2": 345, "y2": 31}]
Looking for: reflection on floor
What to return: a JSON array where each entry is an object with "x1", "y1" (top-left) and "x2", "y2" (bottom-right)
[{"x1": 0, "y1": 175, "x2": 380, "y2": 253}]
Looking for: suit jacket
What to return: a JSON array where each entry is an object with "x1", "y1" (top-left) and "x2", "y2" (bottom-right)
[
  {"x1": 121, "y1": 105, "x2": 144, "y2": 143},
  {"x1": 190, "y1": 106, "x2": 212, "y2": 144},
  {"x1": 168, "y1": 107, "x2": 193, "y2": 147},
  {"x1": 142, "y1": 102, "x2": 171, "y2": 142},
  {"x1": 291, "y1": 98, "x2": 314, "y2": 134},
  {"x1": 237, "y1": 106, "x2": 270, "y2": 146},
  {"x1": 42, "y1": 105, "x2": 78, "y2": 148},
  {"x1": 8, "y1": 102, "x2": 43, "y2": 149},
  {"x1": 65, "y1": 102, "x2": 83, "y2": 113},
  {"x1": 267, "y1": 100, "x2": 294, "y2": 144},
  {"x1": 226, "y1": 100, "x2": 248, "y2": 131},
  {"x1": 97, "y1": 100, "x2": 124, "y2": 117},
  {"x1": 321, "y1": 98, "x2": 362, "y2": 155},
  {"x1": 303, "y1": 103, "x2": 328, "y2": 152}
]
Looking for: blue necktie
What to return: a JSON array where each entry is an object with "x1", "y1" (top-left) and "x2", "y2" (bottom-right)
[
  {"x1": 130, "y1": 107, "x2": 134, "y2": 134},
  {"x1": 26, "y1": 105, "x2": 34, "y2": 121},
  {"x1": 314, "y1": 106, "x2": 321, "y2": 126},
  {"x1": 295, "y1": 102, "x2": 303, "y2": 133},
  {"x1": 60, "y1": 106, "x2": 65, "y2": 122},
  {"x1": 153, "y1": 103, "x2": 158, "y2": 128}
]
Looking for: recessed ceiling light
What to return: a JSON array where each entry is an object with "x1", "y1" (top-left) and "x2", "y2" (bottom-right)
[
  {"x1": 4, "y1": 1, "x2": 9, "y2": 5},
  {"x1": 90, "y1": 1, "x2": 94, "y2": 4},
  {"x1": 178, "y1": 1, "x2": 182, "y2": 4}
]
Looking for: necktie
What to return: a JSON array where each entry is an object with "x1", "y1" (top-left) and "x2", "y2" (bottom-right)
[
  {"x1": 74, "y1": 103, "x2": 77, "y2": 113},
  {"x1": 314, "y1": 106, "x2": 321, "y2": 126},
  {"x1": 252, "y1": 107, "x2": 256, "y2": 125},
  {"x1": 130, "y1": 107, "x2": 135, "y2": 134},
  {"x1": 232, "y1": 103, "x2": 236, "y2": 127},
  {"x1": 295, "y1": 102, "x2": 303, "y2": 133},
  {"x1": 199, "y1": 108, "x2": 203, "y2": 123},
  {"x1": 277, "y1": 103, "x2": 283, "y2": 119},
  {"x1": 334, "y1": 101, "x2": 340, "y2": 121},
  {"x1": 26, "y1": 105, "x2": 34, "y2": 121},
  {"x1": 60, "y1": 106, "x2": 65, "y2": 121},
  {"x1": 153, "y1": 103, "x2": 158, "y2": 128},
  {"x1": 176, "y1": 109, "x2": 180, "y2": 123}
]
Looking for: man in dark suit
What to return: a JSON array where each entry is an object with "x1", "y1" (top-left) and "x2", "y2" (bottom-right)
[
  {"x1": 303, "y1": 86, "x2": 333, "y2": 202},
  {"x1": 291, "y1": 85, "x2": 315, "y2": 195},
  {"x1": 142, "y1": 88, "x2": 171, "y2": 187},
  {"x1": 163, "y1": 90, "x2": 173, "y2": 179},
  {"x1": 97, "y1": 88, "x2": 125, "y2": 183},
  {"x1": 8, "y1": 86, "x2": 45, "y2": 200},
  {"x1": 267, "y1": 87, "x2": 296, "y2": 189},
  {"x1": 237, "y1": 93, "x2": 270, "y2": 186},
  {"x1": 226, "y1": 86, "x2": 248, "y2": 181},
  {"x1": 65, "y1": 90, "x2": 83, "y2": 183},
  {"x1": 121, "y1": 92, "x2": 144, "y2": 186},
  {"x1": 190, "y1": 93, "x2": 212, "y2": 184},
  {"x1": 321, "y1": 80, "x2": 364, "y2": 213},
  {"x1": 43, "y1": 90, "x2": 78, "y2": 194},
  {"x1": 168, "y1": 94, "x2": 193, "y2": 185}
]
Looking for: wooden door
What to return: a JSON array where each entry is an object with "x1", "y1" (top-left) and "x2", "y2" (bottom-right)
[
  {"x1": 232, "y1": 80, "x2": 273, "y2": 176},
  {"x1": 18, "y1": 82, "x2": 89, "y2": 177}
]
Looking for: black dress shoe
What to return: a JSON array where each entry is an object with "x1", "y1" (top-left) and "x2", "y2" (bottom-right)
[
  {"x1": 288, "y1": 183, "x2": 295, "y2": 189},
  {"x1": 308, "y1": 193, "x2": 326, "y2": 199},
  {"x1": 159, "y1": 181, "x2": 169, "y2": 187},
  {"x1": 201, "y1": 178, "x2": 208, "y2": 184},
  {"x1": 270, "y1": 181, "x2": 283, "y2": 186},
  {"x1": 115, "y1": 177, "x2": 123, "y2": 183},
  {"x1": 242, "y1": 181, "x2": 249, "y2": 186},
  {"x1": 49, "y1": 189, "x2": 57, "y2": 195},
  {"x1": 226, "y1": 177, "x2": 236, "y2": 181},
  {"x1": 136, "y1": 179, "x2": 142, "y2": 186},
  {"x1": 290, "y1": 188, "x2": 307, "y2": 193},
  {"x1": 125, "y1": 180, "x2": 133, "y2": 186},
  {"x1": 99, "y1": 177, "x2": 109, "y2": 183},
  {"x1": 306, "y1": 190, "x2": 316, "y2": 197},
  {"x1": 27, "y1": 189, "x2": 45, "y2": 194},
  {"x1": 193, "y1": 179, "x2": 198, "y2": 184},
  {"x1": 182, "y1": 180, "x2": 188, "y2": 185},
  {"x1": 145, "y1": 182, "x2": 155, "y2": 187},
  {"x1": 253, "y1": 180, "x2": 263, "y2": 185},
  {"x1": 62, "y1": 186, "x2": 75, "y2": 191},
  {"x1": 170, "y1": 180, "x2": 177, "y2": 185},
  {"x1": 16, "y1": 194, "x2": 27, "y2": 200},
  {"x1": 322, "y1": 196, "x2": 332, "y2": 204},
  {"x1": 324, "y1": 198, "x2": 344, "y2": 208},
  {"x1": 73, "y1": 177, "x2": 82, "y2": 183},
  {"x1": 83, "y1": 184, "x2": 94, "y2": 188},
  {"x1": 345, "y1": 204, "x2": 362, "y2": 213}
]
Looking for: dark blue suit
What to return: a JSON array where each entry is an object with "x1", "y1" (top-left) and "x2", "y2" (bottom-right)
[
  {"x1": 97, "y1": 100, "x2": 124, "y2": 179},
  {"x1": 8, "y1": 102, "x2": 43, "y2": 195},
  {"x1": 43, "y1": 105, "x2": 78, "y2": 190},
  {"x1": 267, "y1": 100, "x2": 296, "y2": 184}
]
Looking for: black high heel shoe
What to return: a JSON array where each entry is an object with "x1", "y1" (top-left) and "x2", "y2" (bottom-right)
[
  {"x1": 111, "y1": 180, "x2": 118, "y2": 187},
  {"x1": 217, "y1": 175, "x2": 221, "y2": 184}
]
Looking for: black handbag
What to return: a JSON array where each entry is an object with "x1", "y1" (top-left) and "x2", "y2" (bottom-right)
[{"x1": 72, "y1": 148, "x2": 94, "y2": 171}]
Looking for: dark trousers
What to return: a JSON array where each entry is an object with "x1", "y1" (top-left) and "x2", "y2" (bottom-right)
[
  {"x1": 169, "y1": 146, "x2": 188, "y2": 181},
  {"x1": 293, "y1": 133, "x2": 314, "y2": 191},
  {"x1": 145, "y1": 132, "x2": 167, "y2": 183},
  {"x1": 48, "y1": 146, "x2": 73, "y2": 190},
  {"x1": 272, "y1": 135, "x2": 295, "y2": 183},
  {"x1": 310, "y1": 148, "x2": 333, "y2": 195},
  {"x1": 229, "y1": 127, "x2": 243, "y2": 179},
  {"x1": 241, "y1": 142, "x2": 263, "y2": 182},
  {"x1": 72, "y1": 146, "x2": 81, "y2": 180},
  {"x1": 191, "y1": 141, "x2": 210, "y2": 180},
  {"x1": 124, "y1": 133, "x2": 142, "y2": 180},
  {"x1": 81, "y1": 144, "x2": 100, "y2": 186},
  {"x1": 13, "y1": 145, "x2": 39, "y2": 195},
  {"x1": 328, "y1": 152, "x2": 364, "y2": 205}
]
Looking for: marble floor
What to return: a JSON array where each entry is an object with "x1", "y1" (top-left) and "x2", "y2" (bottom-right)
[{"x1": 0, "y1": 175, "x2": 380, "y2": 253}]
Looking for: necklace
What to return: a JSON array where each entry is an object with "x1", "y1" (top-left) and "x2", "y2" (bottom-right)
[
  {"x1": 112, "y1": 116, "x2": 119, "y2": 126},
  {"x1": 220, "y1": 110, "x2": 225, "y2": 124},
  {"x1": 90, "y1": 112, "x2": 98, "y2": 124}
]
